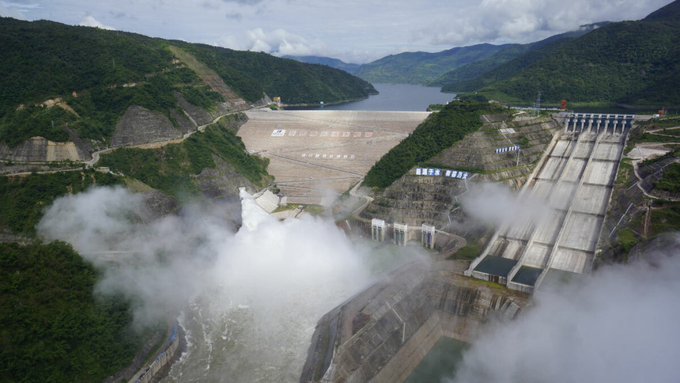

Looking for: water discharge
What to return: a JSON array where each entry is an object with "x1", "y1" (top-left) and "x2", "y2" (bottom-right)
[
  {"x1": 36, "y1": 186, "x2": 420, "y2": 382},
  {"x1": 164, "y1": 191, "x2": 419, "y2": 382}
]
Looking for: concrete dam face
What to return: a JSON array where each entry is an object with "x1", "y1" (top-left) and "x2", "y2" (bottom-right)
[
  {"x1": 467, "y1": 113, "x2": 631, "y2": 293},
  {"x1": 238, "y1": 110, "x2": 431, "y2": 204},
  {"x1": 300, "y1": 112, "x2": 636, "y2": 383},
  {"x1": 300, "y1": 261, "x2": 530, "y2": 383}
]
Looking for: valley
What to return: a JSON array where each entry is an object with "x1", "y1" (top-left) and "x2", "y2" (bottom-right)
[{"x1": 1, "y1": 2, "x2": 680, "y2": 383}]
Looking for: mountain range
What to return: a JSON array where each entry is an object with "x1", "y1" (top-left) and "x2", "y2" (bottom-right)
[
  {"x1": 0, "y1": 17, "x2": 376, "y2": 149},
  {"x1": 285, "y1": 0, "x2": 680, "y2": 107}
]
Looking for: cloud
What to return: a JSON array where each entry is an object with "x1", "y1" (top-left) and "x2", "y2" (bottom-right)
[
  {"x1": 36, "y1": 185, "x2": 377, "y2": 329},
  {"x1": 446, "y1": 236, "x2": 680, "y2": 383},
  {"x1": 460, "y1": 182, "x2": 552, "y2": 229},
  {"x1": 222, "y1": 0, "x2": 265, "y2": 5},
  {"x1": 219, "y1": 27, "x2": 328, "y2": 56},
  {"x1": 37, "y1": 186, "x2": 408, "y2": 379},
  {"x1": 108, "y1": 10, "x2": 135, "y2": 20},
  {"x1": 225, "y1": 11, "x2": 242, "y2": 21},
  {"x1": 79, "y1": 14, "x2": 114, "y2": 30},
  {"x1": 0, "y1": 4, "x2": 24, "y2": 18},
  {"x1": 412, "y1": 0, "x2": 671, "y2": 46},
  {"x1": 0, "y1": 1, "x2": 39, "y2": 19}
]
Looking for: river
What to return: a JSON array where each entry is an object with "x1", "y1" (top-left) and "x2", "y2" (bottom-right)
[
  {"x1": 161, "y1": 193, "x2": 423, "y2": 383},
  {"x1": 286, "y1": 83, "x2": 456, "y2": 112}
]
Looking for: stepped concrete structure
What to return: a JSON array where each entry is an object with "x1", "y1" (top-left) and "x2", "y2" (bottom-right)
[
  {"x1": 238, "y1": 110, "x2": 430, "y2": 204},
  {"x1": 466, "y1": 113, "x2": 635, "y2": 293},
  {"x1": 300, "y1": 112, "x2": 645, "y2": 383},
  {"x1": 300, "y1": 260, "x2": 529, "y2": 383}
]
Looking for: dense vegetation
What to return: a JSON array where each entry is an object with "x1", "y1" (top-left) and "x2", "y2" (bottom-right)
[
  {"x1": 363, "y1": 101, "x2": 506, "y2": 188},
  {"x1": 0, "y1": 18, "x2": 172, "y2": 112},
  {"x1": 0, "y1": 17, "x2": 375, "y2": 147},
  {"x1": 0, "y1": 169, "x2": 120, "y2": 236},
  {"x1": 0, "y1": 241, "x2": 139, "y2": 382},
  {"x1": 654, "y1": 162, "x2": 680, "y2": 194},
  {"x1": 354, "y1": 44, "x2": 505, "y2": 85},
  {"x1": 449, "y1": 2, "x2": 680, "y2": 105},
  {"x1": 282, "y1": 55, "x2": 360, "y2": 74},
  {"x1": 176, "y1": 42, "x2": 376, "y2": 104},
  {"x1": 0, "y1": 18, "x2": 224, "y2": 146},
  {"x1": 99, "y1": 118, "x2": 271, "y2": 198},
  {"x1": 431, "y1": 26, "x2": 601, "y2": 90}
]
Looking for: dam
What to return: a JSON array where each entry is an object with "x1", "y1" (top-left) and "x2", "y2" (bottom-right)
[
  {"x1": 300, "y1": 260, "x2": 529, "y2": 383},
  {"x1": 466, "y1": 113, "x2": 632, "y2": 293},
  {"x1": 300, "y1": 111, "x2": 637, "y2": 383},
  {"x1": 238, "y1": 110, "x2": 430, "y2": 204}
]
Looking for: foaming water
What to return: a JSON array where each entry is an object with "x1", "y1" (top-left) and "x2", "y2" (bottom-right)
[
  {"x1": 37, "y1": 187, "x2": 420, "y2": 382},
  {"x1": 163, "y1": 191, "x2": 418, "y2": 382}
]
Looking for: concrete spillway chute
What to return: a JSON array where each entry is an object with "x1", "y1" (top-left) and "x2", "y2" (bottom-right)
[{"x1": 467, "y1": 112, "x2": 634, "y2": 294}]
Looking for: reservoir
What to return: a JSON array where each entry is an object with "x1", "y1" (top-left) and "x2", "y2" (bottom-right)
[{"x1": 287, "y1": 83, "x2": 456, "y2": 112}]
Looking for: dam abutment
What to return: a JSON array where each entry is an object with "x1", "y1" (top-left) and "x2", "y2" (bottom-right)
[{"x1": 300, "y1": 261, "x2": 529, "y2": 383}]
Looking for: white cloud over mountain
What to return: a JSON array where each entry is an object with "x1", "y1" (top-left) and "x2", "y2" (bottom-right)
[{"x1": 4, "y1": 0, "x2": 674, "y2": 63}]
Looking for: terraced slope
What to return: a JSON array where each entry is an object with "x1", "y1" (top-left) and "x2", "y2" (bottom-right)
[{"x1": 360, "y1": 114, "x2": 560, "y2": 229}]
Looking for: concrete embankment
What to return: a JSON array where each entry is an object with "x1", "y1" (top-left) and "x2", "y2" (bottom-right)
[
  {"x1": 126, "y1": 324, "x2": 185, "y2": 383},
  {"x1": 300, "y1": 260, "x2": 529, "y2": 383}
]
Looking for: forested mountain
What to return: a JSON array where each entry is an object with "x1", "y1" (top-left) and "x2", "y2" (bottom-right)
[
  {"x1": 354, "y1": 43, "x2": 507, "y2": 85},
  {"x1": 282, "y1": 55, "x2": 361, "y2": 74},
  {"x1": 0, "y1": 241, "x2": 141, "y2": 383},
  {"x1": 0, "y1": 17, "x2": 376, "y2": 147},
  {"x1": 431, "y1": 24, "x2": 607, "y2": 89},
  {"x1": 453, "y1": 1, "x2": 680, "y2": 105},
  {"x1": 363, "y1": 101, "x2": 506, "y2": 188},
  {"x1": 175, "y1": 43, "x2": 375, "y2": 105}
]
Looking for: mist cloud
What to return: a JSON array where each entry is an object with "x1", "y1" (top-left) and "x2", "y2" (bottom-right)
[
  {"x1": 412, "y1": 0, "x2": 669, "y2": 46},
  {"x1": 10, "y1": 0, "x2": 672, "y2": 64},
  {"x1": 446, "y1": 237, "x2": 680, "y2": 383},
  {"x1": 79, "y1": 14, "x2": 114, "y2": 30},
  {"x1": 460, "y1": 182, "x2": 551, "y2": 229},
  {"x1": 37, "y1": 186, "x2": 375, "y2": 329},
  {"x1": 219, "y1": 27, "x2": 328, "y2": 57}
]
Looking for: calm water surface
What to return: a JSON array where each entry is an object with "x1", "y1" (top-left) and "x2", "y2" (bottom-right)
[{"x1": 288, "y1": 83, "x2": 456, "y2": 112}]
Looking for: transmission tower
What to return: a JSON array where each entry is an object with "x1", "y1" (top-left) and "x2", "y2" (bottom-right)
[{"x1": 533, "y1": 91, "x2": 541, "y2": 116}]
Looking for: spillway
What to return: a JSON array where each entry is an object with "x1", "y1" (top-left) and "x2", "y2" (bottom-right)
[
  {"x1": 467, "y1": 114, "x2": 631, "y2": 293},
  {"x1": 159, "y1": 192, "x2": 422, "y2": 382}
]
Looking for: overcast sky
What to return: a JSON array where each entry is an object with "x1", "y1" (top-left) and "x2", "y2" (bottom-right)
[{"x1": 0, "y1": 0, "x2": 674, "y2": 63}]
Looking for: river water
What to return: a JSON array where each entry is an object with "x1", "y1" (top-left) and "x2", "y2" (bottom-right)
[
  {"x1": 287, "y1": 83, "x2": 456, "y2": 112},
  {"x1": 161, "y1": 193, "x2": 422, "y2": 383},
  {"x1": 161, "y1": 85, "x2": 454, "y2": 383}
]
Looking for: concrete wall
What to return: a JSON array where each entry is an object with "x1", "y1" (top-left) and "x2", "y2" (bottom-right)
[
  {"x1": 133, "y1": 326, "x2": 182, "y2": 383},
  {"x1": 0, "y1": 137, "x2": 85, "y2": 162},
  {"x1": 300, "y1": 261, "x2": 529, "y2": 383},
  {"x1": 468, "y1": 116, "x2": 630, "y2": 292}
]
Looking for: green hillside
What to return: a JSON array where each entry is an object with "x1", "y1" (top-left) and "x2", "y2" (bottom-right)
[
  {"x1": 99, "y1": 115, "x2": 271, "y2": 199},
  {"x1": 439, "y1": 35, "x2": 578, "y2": 96},
  {"x1": 363, "y1": 101, "x2": 507, "y2": 188},
  {"x1": 0, "y1": 169, "x2": 120, "y2": 236},
  {"x1": 454, "y1": 1, "x2": 680, "y2": 105},
  {"x1": 354, "y1": 44, "x2": 506, "y2": 85},
  {"x1": 176, "y1": 43, "x2": 376, "y2": 104},
  {"x1": 282, "y1": 55, "x2": 361, "y2": 74},
  {"x1": 431, "y1": 25, "x2": 603, "y2": 89},
  {"x1": 0, "y1": 241, "x2": 140, "y2": 383},
  {"x1": 0, "y1": 17, "x2": 375, "y2": 147}
]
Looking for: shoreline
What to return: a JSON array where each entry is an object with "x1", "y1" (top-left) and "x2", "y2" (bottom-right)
[{"x1": 124, "y1": 322, "x2": 186, "y2": 383}]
